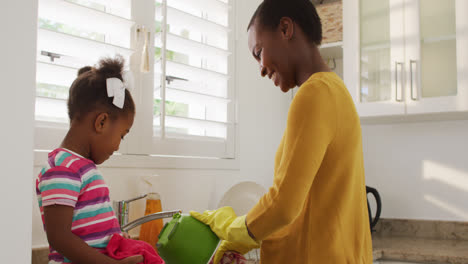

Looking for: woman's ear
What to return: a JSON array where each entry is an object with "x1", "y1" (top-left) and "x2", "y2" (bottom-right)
[
  {"x1": 94, "y1": 113, "x2": 109, "y2": 133},
  {"x1": 279, "y1": 17, "x2": 294, "y2": 40}
]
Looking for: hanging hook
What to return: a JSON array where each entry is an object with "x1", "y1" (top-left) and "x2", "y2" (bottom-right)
[
  {"x1": 136, "y1": 25, "x2": 146, "y2": 41},
  {"x1": 327, "y1": 58, "x2": 336, "y2": 70}
]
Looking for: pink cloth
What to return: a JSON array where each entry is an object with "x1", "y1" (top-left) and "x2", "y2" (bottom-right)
[
  {"x1": 209, "y1": 251, "x2": 247, "y2": 264},
  {"x1": 106, "y1": 234, "x2": 165, "y2": 264}
]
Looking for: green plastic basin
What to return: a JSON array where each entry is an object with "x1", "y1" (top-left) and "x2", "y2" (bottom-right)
[{"x1": 157, "y1": 213, "x2": 220, "y2": 264}]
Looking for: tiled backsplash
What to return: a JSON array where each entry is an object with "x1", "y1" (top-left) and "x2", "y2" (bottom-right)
[
  {"x1": 316, "y1": 1, "x2": 343, "y2": 43},
  {"x1": 374, "y1": 218, "x2": 468, "y2": 240}
]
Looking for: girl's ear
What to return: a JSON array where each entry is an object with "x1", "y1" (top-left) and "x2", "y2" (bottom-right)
[{"x1": 94, "y1": 113, "x2": 109, "y2": 133}]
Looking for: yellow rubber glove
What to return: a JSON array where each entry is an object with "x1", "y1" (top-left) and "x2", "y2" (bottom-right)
[{"x1": 190, "y1": 207, "x2": 260, "y2": 264}]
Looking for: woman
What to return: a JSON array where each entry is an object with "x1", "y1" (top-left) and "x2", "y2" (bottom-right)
[{"x1": 191, "y1": 0, "x2": 373, "y2": 263}]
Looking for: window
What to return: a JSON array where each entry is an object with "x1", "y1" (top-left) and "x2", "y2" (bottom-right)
[
  {"x1": 147, "y1": 0, "x2": 235, "y2": 158},
  {"x1": 35, "y1": 0, "x2": 236, "y2": 160}
]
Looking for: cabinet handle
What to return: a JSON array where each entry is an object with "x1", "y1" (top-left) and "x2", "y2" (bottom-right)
[
  {"x1": 395, "y1": 62, "x2": 404, "y2": 102},
  {"x1": 410, "y1": 60, "x2": 418, "y2": 100}
]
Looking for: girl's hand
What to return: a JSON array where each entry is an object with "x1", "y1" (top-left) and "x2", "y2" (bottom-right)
[
  {"x1": 44, "y1": 205, "x2": 144, "y2": 264},
  {"x1": 122, "y1": 232, "x2": 131, "y2": 239},
  {"x1": 116, "y1": 255, "x2": 144, "y2": 264}
]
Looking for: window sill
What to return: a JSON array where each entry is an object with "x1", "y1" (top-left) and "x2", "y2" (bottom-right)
[{"x1": 34, "y1": 150, "x2": 240, "y2": 170}]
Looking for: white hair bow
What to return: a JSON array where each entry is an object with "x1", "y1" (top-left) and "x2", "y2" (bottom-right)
[{"x1": 106, "y1": 71, "x2": 133, "y2": 109}]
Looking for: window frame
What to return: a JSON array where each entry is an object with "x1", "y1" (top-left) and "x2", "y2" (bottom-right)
[{"x1": 34, "y1": 0, "x2": 239, "y2": 168}]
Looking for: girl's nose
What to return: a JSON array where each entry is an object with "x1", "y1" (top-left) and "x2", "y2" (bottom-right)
[{"x1": 260, "y1": 65, "x2": 267, "y2": 77}]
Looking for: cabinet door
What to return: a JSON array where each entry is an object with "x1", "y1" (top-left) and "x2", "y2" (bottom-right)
[
  {"x1": 344, "y1": 0, "x2": 405, "y2": 117},
  {"x1": 405, "y1": 0, "x2": 468, "y2": 113}
]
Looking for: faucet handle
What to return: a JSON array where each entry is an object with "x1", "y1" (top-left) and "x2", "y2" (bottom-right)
[{"x1": 114, "y1": 194, "x2": 148, "y2": 228}]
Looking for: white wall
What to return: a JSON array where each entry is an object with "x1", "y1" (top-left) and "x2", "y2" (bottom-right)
[
  {"x1": 1, "y1": 0, "x2": 37, "y2": 262},
  {"x1": 362, "y1": 120, "x2": 468, "y2": 221},
  {"x1": 31, "y1": 0, "x2": 290, "y2": 247}
]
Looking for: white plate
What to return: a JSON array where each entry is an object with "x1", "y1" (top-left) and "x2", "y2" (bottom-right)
[{"x1": 218, "y1": 181, "x2": 267, "y2": 216}]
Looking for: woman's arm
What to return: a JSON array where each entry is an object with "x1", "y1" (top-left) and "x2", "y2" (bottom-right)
[
  {"x1": 44, "y1": 205, "x2": 142, "y2": 264},
  {"x1": 247, "y1": 83, "x2": 337, "y2": 240},
  {"x1": 245, "y1": 216, "x2": 256, "y2": 240}
]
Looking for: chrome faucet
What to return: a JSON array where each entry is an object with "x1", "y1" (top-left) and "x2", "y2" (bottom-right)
[
  {"x1": 121, "y1": 210, "x2": 182, "y2": 233},
  {"x1": 113, "y1": 194, "x2": 181, "y2": 233}
]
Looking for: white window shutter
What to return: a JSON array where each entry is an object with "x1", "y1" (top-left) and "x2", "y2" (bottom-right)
[
  {"x1": 34, "y1": 0, "x2": 237, "y2": 160},
  {"x1": 35, "y1": 0, "x2": 135, "y2": 149},
  {"x1": 151, "y1": 0, "x2": 235, "y2": 158}
]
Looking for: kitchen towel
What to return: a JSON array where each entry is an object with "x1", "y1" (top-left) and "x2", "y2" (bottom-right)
[{"x1": 106, "y1": 234, "x2": 165, "y2": 264}]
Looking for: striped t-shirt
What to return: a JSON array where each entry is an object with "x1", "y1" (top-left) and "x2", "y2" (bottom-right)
[{"x1": 36, "y1": 148, "x2": 121, "y2": 264}]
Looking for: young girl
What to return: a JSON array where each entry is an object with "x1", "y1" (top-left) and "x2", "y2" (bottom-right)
[{"x1": 36, "y1": 56, "x2": 160, "y2": 264}]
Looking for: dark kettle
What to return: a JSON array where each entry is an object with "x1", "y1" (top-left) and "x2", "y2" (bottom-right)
[{"x1": 366, "y1": 186, "x2": 381, "y2": 231}]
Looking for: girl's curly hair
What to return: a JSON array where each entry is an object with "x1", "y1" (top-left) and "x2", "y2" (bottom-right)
[{"x1": 67, "y1": 55, "x2": 135, "y2": 121}]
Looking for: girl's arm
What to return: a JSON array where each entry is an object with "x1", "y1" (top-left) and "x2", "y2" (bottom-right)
[{"x1": 44, "y1": 205, "x2": 143, "y2": 264}]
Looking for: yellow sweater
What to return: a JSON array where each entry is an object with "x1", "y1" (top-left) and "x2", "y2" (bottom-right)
[{"x1": 247, "y1": 72, "x2": 372, "y2": 263}]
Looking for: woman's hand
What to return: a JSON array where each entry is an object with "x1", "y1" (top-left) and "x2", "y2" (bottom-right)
[
  {"x1": 190, "y1": 207, "x2": 260, "y2": 264},
  {"x1": 116, "y1": 255, "x2": 144, "y2": 264}
]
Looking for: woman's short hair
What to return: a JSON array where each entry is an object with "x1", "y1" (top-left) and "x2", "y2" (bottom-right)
[{"x1": 248, "y1": 0, "x2": 322, "y2": 45}]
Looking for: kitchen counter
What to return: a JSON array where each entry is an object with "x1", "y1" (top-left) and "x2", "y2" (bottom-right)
[
  {"x1": 372, "y1": 219, "x2": 468, "y2": 264},
  {"x1": 372, "y1": 236, "x2": 468, "y2": 263},
  {"x1": 33, "y1": 238, "x2": 468, "y2": 264},
  {"x1": 33, "y1": 219, "x2": 468, "y2": 264}
]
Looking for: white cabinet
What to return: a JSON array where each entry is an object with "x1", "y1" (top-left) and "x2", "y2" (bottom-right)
[{"x1": 344, "y1": 0, "x2": 468, "y2": 117}]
